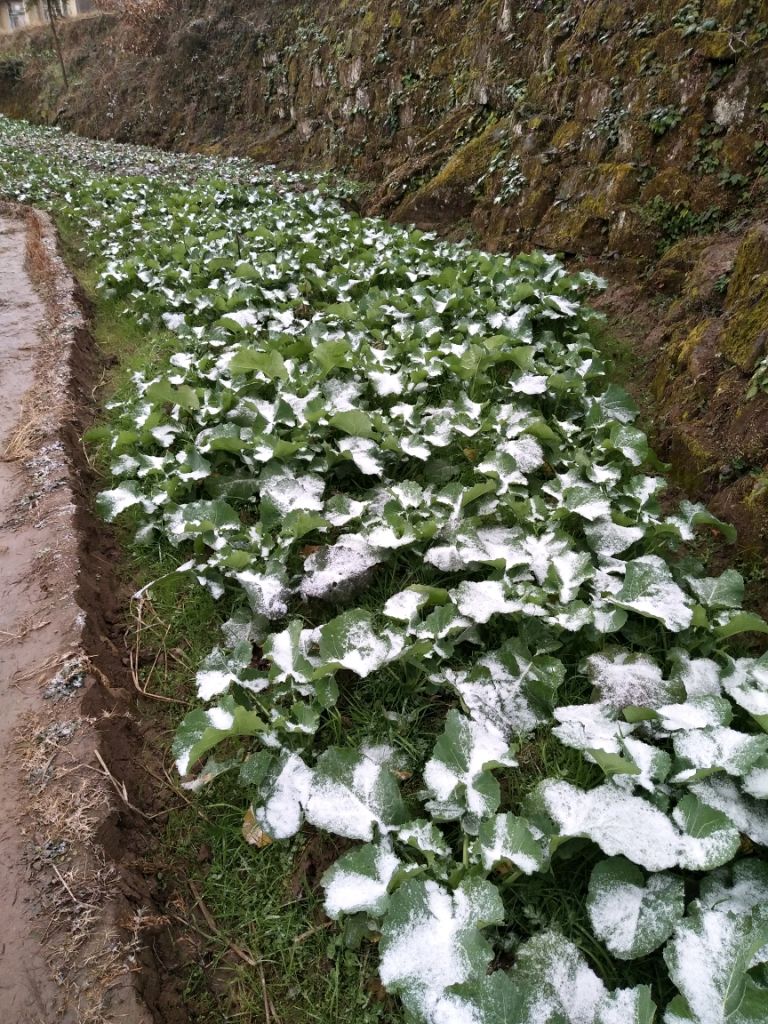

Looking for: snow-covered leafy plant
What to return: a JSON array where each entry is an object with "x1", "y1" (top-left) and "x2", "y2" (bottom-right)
[{"x1": 3, "y1": 114, "x2": 768, "y2": 1024}]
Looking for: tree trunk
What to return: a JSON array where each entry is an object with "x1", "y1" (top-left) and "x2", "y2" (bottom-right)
[{"x1": 46, "y1": 0, "x2": 69, "y2": 90}]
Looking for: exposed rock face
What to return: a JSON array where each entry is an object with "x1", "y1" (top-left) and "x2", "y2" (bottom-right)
[{"x1": 1, "y1": 0, "x2": 768, "y2": 548}]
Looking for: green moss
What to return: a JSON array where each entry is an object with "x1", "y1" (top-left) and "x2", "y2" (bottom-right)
[
  {"x1": 720, "y1": 281, "x2": 768, "y2": 371},
  {"x1": 670, "y1": 429, "x2": 718, "y2": 492},
  {"x1": 676, "y1": 319, "x2": 712, "y2": 368},
  {"x1": 410, "y1": 119, "x2": 501, "y2": 197},
  {"x1": 727, "y1": 226, "x2": 768, "y2": 305},
  {"x1": 550, "y1": 120, "x2": 582, "y2": 148},
  {"x1": 596, "y1": 162, "x2": 639, "y2": 203},
  {"x1": 694, "y1": 29, "x2": 740, "y2": 60}
]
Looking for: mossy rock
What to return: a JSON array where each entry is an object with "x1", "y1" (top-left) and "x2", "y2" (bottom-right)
[
  {"x1": 550, "y1": 120, "x2": 582, "y2": 149},
  {"x1": 595, "y1": 162, "x2": 639, "y2": 204},
  {"x1": 394, "y1": 118, "x2": 504, "y2": 221},
  {"x1": 726, "y1": 225, "x2": 768, "y2": 305},
  {"x1": 721, "y1": 282, "x2": 768, "y2": 371},
  {"x1": 534, "y1": 197, "x2": 610, "y2": 255},
  {"x1": 721, "y1": 132, "x2": 756, "y2": 175},
  {"x1": 608, "y1": 209, "x2": 657, "y2": 258},
  {"x1": 667, "y1": 427, "x2": 719, "y2": 493},
  {"x1": 694, "y1": 30, "x2": 742, "y2": 61},
  {"x1": 641, "y1": 167, "x2": 695, "y2": 206},
  {"x1": 516, "y1": 184, "x2": 558, "y2": 231}
]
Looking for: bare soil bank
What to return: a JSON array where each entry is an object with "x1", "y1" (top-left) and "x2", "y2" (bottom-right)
[{"x1": 0, "y1": 205, "x2": 186, "y2": 1024}]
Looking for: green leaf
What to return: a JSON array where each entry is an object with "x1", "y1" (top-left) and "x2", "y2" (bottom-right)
[
  {"x1": 442, "y1": 954, "x2": 654, "y2": 1024},
  {"x1": 378, "y1": 877, "x2": 503, "y2": 1019},
  {"x1": 322, "y1": 840, "x2": 400, "y2": 920},
  {"x1": 329, "y1": 409, "x2": 375, "y2": 437},
  {"x1": 96, "y1": 481, "x2": 148, "y2": 521},
  {"x1": 722, "y1": 655, "x2": 768, "y2": 732},
  {"x1": 173, "y1": 695, "x2": 267, "y2": 778},
  {"x1": 611, "y1": 556, "x2": 693, "y2": 632},
  {"x1": 672, "y1": 727, "x2": 768, "y2": 779},
  {"x1": 311, "y1": 338, "x2": 351, "y2": 372},
  {"x1": 535, "y1": 781, "x2": 739, "y2": 871},
  {"x1": 146, "y1": 378, "x2": 200, "y2": 410},
  {"x1": 317, "y1": 610, "x2": 405, "y2": 678},
  {"x1": 229, "y1": 346, "x2": 288, "y2": 379},
  {"x1": 667, "y1": 501, "x2": 737, "y2": 544},
  {"x1": 473, "y1": 813, "x2": 550, "y2": 874},
  {"x1": 699, "y1": 859, "x2": 768, "y2": 915},
  {"x1": 687, "y1": 570, "x2": 745, "y2": 610},
  {"x1": 305, "y1": 746, "x2": 408, "y2": 840},
  {"x1": 715, "y1": 612, "x2": 768, "y2": 639},
  {"x1": 587, "y1": 856, "x2": 684, "y2": 959},
  {"x1": 607, "y1": 423, "x2": 649, "y2": 466},
  {"x1": 424, "y1": 710, "x2": 517, "y2": 821},
  {"x1": 664, "y1": 906, "x2": 768, "y2": 1024}
]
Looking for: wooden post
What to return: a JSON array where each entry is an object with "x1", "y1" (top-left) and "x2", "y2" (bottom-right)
[{"x1": 45, "y1": 0, "x2": 69, "y2": 89}]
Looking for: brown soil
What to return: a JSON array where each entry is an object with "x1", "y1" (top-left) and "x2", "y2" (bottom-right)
[{"x1": 0, "y1": 204, "x2": 187, "y2": 1024}]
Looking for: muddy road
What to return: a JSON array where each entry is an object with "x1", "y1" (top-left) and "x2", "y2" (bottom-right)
[{"x1": 0, "y1": 208, "x2": 160, "y2": 1024}]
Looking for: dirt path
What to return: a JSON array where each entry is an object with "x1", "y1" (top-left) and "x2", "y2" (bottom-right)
[
  {"x1": 0, "y1": 212, "x2": 80, "y2": 1022},
  {"x1": 0, "y1": 209, "x2": 165, "y2": 1024}
]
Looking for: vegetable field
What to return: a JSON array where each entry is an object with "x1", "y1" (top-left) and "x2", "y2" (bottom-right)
[{"x1": 3, "y1": 116, "x2": 768, "y2": 1024}]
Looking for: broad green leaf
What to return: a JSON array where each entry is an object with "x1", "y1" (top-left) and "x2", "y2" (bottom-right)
[
  {"x1": 378, "y1": 877, "x2": 503, "y2": 1019},
  {"x1": 688, "y1": 777, "x2": 768, "y2": 847},
  {"x1": 666, "y1": 501, "x2": 737, "y2": 544},
  {"x1": 473, "y1": 813, "x2": 549, "y2": 874},
  {"x1": 672, "y1": 727, "x2": 768, "y2": 779},
  {"x1": 584, "y1": 649, "x2": 675, "y2": 711},
  {"x1": 329, "y1": 409, "x2": 375, "y2": 437},
  {"x1": 96, "y1": 481, "x2": 150, "y2": 521},
  {"x1": 322, "y1": 840, "x2": 400, "y2": 920},
  {"x1": 587, "y1": 856, "x2": 684, "y2": 959},
  {"x1": 687, "y1": 570, "x2": 745, "y2": 610},
  {"x1": 146, "y1": 378, "x2": 200, "y2": 410},
  {"x1": 505, "y1": 931, "x2": 656, "y2": 1024},
  {"x1": 229, "y1": 346, "x2": 288, "y2": 379},
  {"x1": 722, "y1": 655, "x2": 768, "y2": 732},
  {"x1": 700, "y1": 860, "x2": 768, "y2": 916},
  {"x1": 424, "y1": 710, "x2": 517, "y2": 821},
  {"x1": 396, "y1": 820, "x2": 452, "y2": 860},
  {"x1": 173, "y1": 695, "x2": 267, "y2": 777},
  {"x1": 610, "y1": 556, "x2": 693, "y2": 632},
  {"x1": 664, "y1": 906, "x2": 768, "y2": 1024},
  {"x1": 305, "y1": 746, "x2": 408, "y2": 840},
  {"x1": 317, "y1": 610, "x2": 405, "y2": 678},
  {"x1": 534, "y1": 781, "x2": 739, "y2": 871}
]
